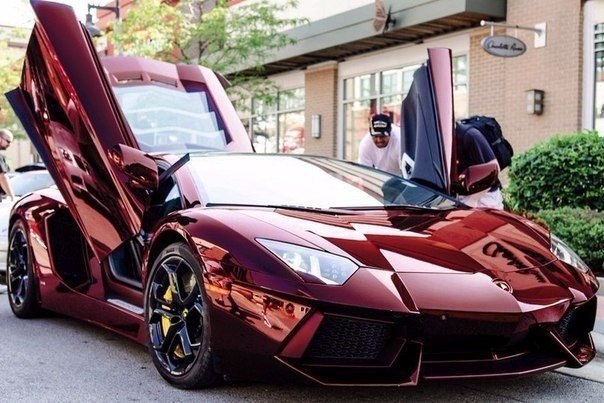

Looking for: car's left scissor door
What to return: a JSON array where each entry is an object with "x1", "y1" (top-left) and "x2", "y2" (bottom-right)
[{"x1": 6, "y1": 0, "x2": 151, "y2": 262}]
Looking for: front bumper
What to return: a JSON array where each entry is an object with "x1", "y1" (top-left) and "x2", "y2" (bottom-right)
[{"x1": 275, "y1": 296, "x2": 598, "y2": 386}]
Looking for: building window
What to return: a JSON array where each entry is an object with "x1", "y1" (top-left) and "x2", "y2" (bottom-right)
[
  {"x1": 342, "y1": 67, "x2": 415, "y2": 162},
  {"x1": 342, "y1": 55, "x2": 468, "y2": 161},
  {"x1": 249, "y1": 88, "x2": 305, "y2": 154},
  {"x1": 595, "y1": 23, "x2": 604, "y2": 132},
  {"x1": 453, "y1": 54, "x2": 469, "y2": 119}
]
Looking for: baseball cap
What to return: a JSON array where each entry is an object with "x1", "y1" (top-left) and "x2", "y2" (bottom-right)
[{"x1": 370, "y1": 113, "x2": 391, "y2": 136}]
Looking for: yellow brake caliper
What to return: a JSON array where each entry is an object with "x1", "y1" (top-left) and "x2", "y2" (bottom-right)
[{"x1": 161, "y1": 287, "x2": 185, "y2": 359}]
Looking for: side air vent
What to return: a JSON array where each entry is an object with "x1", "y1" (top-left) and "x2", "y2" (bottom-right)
[
  {"x1": 304, "y1": 315, "x2": 394, "y2": 360},
  {"x1": 555, "y1": 297, "x2": 597, "y2": 346}
]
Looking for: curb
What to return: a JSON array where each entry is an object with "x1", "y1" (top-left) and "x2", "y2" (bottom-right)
[
  {"x1": 593, "y1": 276, "x2": 602, "y2": 342},
  {"x1": 596, "y1": 277, "x2": 603, "y2": 337},
  {"x1": 595, "y1": 332, "x2": 604, "y2": 358}
]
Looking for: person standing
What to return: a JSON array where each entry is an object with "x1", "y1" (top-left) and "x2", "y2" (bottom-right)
[
  {"x1": 455, "y1": 123, "x2": 504, "y2": 209},
  {"x1": 0, "y1": 128, "x2": 14, "y2": 293},
  {"x1": 357, "y1": 113, "x2": 402, "y2": 175},
  {"x1": 0, "y1": 129, "x2": 15, "y2": 203}
]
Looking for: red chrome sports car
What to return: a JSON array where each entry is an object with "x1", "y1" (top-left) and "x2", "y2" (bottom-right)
[{"x1": 4, "y1": 0, "x2": 600, "y2": 388}]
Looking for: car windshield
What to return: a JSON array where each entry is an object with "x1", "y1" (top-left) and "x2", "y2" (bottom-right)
[
  {"x1": 189, "y1": 154, "x2": 458, "y2": 210},
  {"x1": 8, "y1": 171, "x2": 54, "y2": 197},
  {"x1": 113, "y1": 85, "x2": 227, "y2": 153}
]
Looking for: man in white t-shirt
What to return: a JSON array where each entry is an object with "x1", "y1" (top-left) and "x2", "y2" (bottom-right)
[{"x1": 357, "y1": 113, "x2": 402, "y2": 176}]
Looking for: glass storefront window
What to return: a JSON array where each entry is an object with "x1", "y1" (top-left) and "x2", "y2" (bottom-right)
[
  {"x1": 402, "y1": 68, "x2": 415, "y2": 93},
  {"x1": 381, "y1": 94, "x2": 403, "y2": 121},
  {"x1": 343, "y1": 65, "x2": 419, "y2": 161},
  {"x1": 278, "y1": 88, "x2": 305, "y2": 110},
  {"x1": 252, "y1": 97, "x2": 277, "y2": 116},
  {"x1": 594, "y1": 23, "x2": 604, "y2": 132},
  {"x1": 252, "y1": 114, "x2": 277, "y2": 153},
  {"x1": 279, "y1": 112, "x2": 305, "y2": 154},
  {"x1": 344, "y1": 99, "x2": 374, "y2": 163},
  {"x1": 453, "y1": 55, "x2": 469, "y2": 119},
  {"x1": 359, "y1": 74, "x2": 378, "y2": 99},
  {"x1": 381, "y1": 69, "x2": 402, "y2": 95},
  {"x1": 344, "y1": 73, "x2": 378, "y2": 100},
  {"x1": 453, "y1": 55, "x2": 468, "y2": 91},
  {"x1": 249, "y1": 88, "x2": 305, "y2": 154},
  {"x1": 343, "y1": 55, "x2": 468, "y2": 161}
]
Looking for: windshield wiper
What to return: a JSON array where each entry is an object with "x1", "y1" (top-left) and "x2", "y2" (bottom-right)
[
  {"x1": 182, "y1": 143, "x2": 223, "y2": 151},
  {"x1": 332, "y1": 204, "x2": 454, "y2": 211},
  {"x1": 204, "y1": 203, "x2": 345, "y2": 213},
  {"x1": 383, "y1": 203, "x2": 456, "y2": 211}
]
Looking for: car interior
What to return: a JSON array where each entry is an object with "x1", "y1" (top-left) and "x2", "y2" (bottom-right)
[{"x1": 46, "y1": 159, "x2": 185, "y2": 295}]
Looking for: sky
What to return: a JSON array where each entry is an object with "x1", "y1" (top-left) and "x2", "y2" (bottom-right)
[{"x1": 1, "y1": 0, "x2": 90, "y2": 27}]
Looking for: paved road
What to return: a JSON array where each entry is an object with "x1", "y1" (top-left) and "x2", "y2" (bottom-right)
[{"x1": 1, "y1": 295, "x2": 603, "y2": 402}]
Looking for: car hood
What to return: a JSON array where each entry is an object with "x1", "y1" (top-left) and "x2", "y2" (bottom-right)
[
  {"x1": 231, "y1": 207, "x2": 601, "y2": 310},
  {"x1": 238, "y1": 207, "x2": 557, "y2": 275}
]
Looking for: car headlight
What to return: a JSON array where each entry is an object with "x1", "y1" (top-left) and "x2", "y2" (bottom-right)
[
  {"x1": 550, "y1": 233, "x2": 591, "y2": 273},
  {"x1": 257, "y1": 239, "x2": 359, "y2": 285}
]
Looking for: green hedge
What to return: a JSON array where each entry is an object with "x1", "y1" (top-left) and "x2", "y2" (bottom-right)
[
  {"x1": 506, "y1": 132, "x2": 604, "y2": 275},
  {"x1": 531, "y1": 207, "x2": 604, "y2": 273},
  {"x1": 507, "y1": 132, "x2": 604, "y2": 212}
]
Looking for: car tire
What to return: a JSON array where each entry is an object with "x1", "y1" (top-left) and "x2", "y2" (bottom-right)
[
  {"x1": 7, "y1": 219, "x2": 42, "y2": 318},
  {"x1": 145, "y1": 242, "x2": 220, "y2": 389}
]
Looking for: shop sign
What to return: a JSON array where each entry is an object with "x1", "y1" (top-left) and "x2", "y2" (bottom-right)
[{"x1": 481, "y1": 35, "x2": 527, "y2": 57}]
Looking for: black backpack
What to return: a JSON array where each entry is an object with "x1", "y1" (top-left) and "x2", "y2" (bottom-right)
[{"x1": 457, "y1": 116, "x2": 514, "y2": 170}]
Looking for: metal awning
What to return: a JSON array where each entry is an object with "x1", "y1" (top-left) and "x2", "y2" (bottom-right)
[{"x1": 232, "y1": 0, "x2": 506, "y2": 77}]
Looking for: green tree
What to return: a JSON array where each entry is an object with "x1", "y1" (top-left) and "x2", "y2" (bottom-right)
[
  {"x1": 112, "y1": 0, "x2": 306, "y2": 107},
  {"x1": 0, "y1": 27, "x2": 29, "y2": 138}
]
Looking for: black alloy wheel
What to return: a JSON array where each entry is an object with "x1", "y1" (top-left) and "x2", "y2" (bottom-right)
[
  {"x1": 7, "y1": 219, "x2": 41, "y2": 318},
  {"x1": 145, "y1": 242, "x2": 219, "y2": 389}
]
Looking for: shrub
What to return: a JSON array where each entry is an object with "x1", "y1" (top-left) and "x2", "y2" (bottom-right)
[
  {"x1": 507, "y1": 131, "x2": 604, "y2": 212},
  {"x1": 531, "y1": 207, "x2": 604, "y2": 274}
]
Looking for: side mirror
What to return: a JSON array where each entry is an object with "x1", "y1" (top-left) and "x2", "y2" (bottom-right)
[
  {"x1": 456, "y1": 160, "x2": 499, "y2": 195},
  {"x1": 109, "y1": 144, "x2": 159, "y2": 191}
]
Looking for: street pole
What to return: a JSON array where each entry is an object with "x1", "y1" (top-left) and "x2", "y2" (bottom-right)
[{"x1": 86, "y1": 1, "x2": 121, "y2": 54}]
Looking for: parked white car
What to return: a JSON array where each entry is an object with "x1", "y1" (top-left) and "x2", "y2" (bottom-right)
[{"x1": 0, "y1": 170, "x2": 54, "y2": 280}]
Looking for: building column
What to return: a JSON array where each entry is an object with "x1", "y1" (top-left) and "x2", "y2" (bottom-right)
[{"x1": 304, "y1": 61, "x2": 338, "y2": 157}]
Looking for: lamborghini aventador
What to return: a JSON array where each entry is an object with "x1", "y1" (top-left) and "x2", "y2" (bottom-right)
[{"x1": 4, "y1": 0, "x2": 599, "y2": 389}]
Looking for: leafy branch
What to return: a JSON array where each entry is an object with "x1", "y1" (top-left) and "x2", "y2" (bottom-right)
[{"x1": 112, "y1": 0, "x2": 306, "y2": 109}]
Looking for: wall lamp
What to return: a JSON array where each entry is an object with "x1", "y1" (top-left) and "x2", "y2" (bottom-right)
[
  {"x1": 311, "y1": 114, "x2": 321, "y2": 138},
  {"x1": 526, "y1": 89, "x2": 545, "y2": 115},
  {"x1": 86, "y1": 1, "x2": 121, "y2": 38}
]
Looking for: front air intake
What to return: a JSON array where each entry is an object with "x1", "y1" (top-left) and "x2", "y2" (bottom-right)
[
  {"x1": 304, "y1": 315, "x2": 394, "y2": 360},
  {"x1": 555, "y1": 297, "x2": 597, "y2": 346}
]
